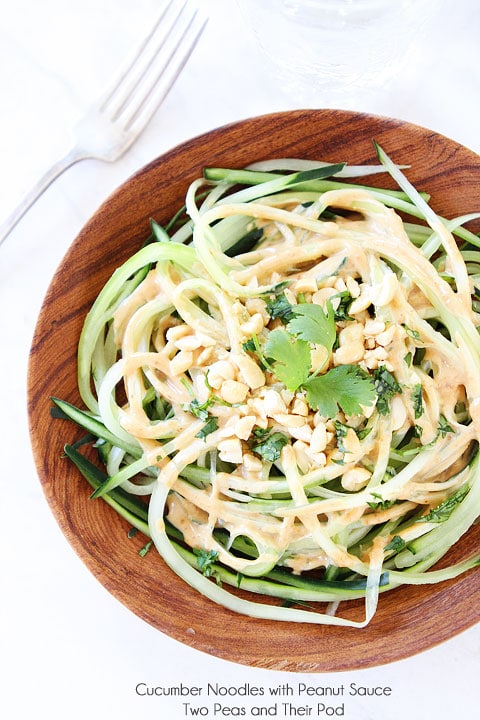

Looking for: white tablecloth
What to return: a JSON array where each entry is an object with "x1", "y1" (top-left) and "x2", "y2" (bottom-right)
[{"x1": 1, "y1": 1, "x2": 479, "y2": 718}]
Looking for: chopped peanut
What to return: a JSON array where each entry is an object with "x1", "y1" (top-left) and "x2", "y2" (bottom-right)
[
  {"x1": 291, "y1": 397, "x2": 309, "y2": 416},
  {"x1": 273, "y1": 413, "x2": 306, "y2": 428},
  {"x1": 345, "y1": 275, "x2": 360, "y2": 298},
  {"x1": 293, "y1": 277, "x2": 319, "y2": 293},
  {"x1": 364, "y1": 319, "x2": 386, "y2": 336},
  {"x1": 169, "y1": 350, "x2": 193, "y2": 376},
  {"x1": 218, "y1": 438, "x2": 243, "y2": 464},
  {"x1": 348, "y1": 286, "x2": 372, "y2": 314},
  {"x1": 312, "y1": 287, "x2": 337, "y2": 309},
  {"x1": 341, "y1": 466, "x2": 371, "y2": 491},
  {"x1": 375, "y1": 325, "x2": 396, "y2": 347},
  {"x1": 310, "y1": 423, "x2": 327, "y2": 453},
  {"x1": 233, "y1": 355, "x2": 266, "y2": 389},
  {"x1": 165, "y1": 324, "x2": 191, "y2": 342},
  {"x1": 220, "y1": 379, "x2": 249, "y2": 404},
  {"x1": 175, "y1": 335, "x2": 202, "y2": 351},
  {"x1": 241, "y1": 312, "x2": 265, "y2": 337},
  {"x1": 263, "y1": 389, "x2": 287, "y2": 416},
  {"x1": 208, "y1": 360, "x2": 236, "y2": 389},
  {"x1": 234, "y1": 415, "x2": 257, "y2": 440}
]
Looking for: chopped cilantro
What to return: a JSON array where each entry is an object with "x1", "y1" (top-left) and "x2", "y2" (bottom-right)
[
  {"x1": 251, "y1": 430, "x2": 289, "y2": 462},
  {"x1": 438, "y1": 415, "x2": 454, "y2": 437},
  {"x1": 413, "y1": 424, "x2": 423, "y2": 438},
  {"x1": 196, "y1": 416, "x2": 219, "y2": 440},
  {"x1": 265, "y1": 292, "x2": 295, "y2": 323},
  {"x1": 367, "y1": 492, "x2": 394, "y2": 511},
  {"x1": 411, "y1": 383, "x2": 424, "y2": 419},
  {"x1": 333, "y1": 420, "x2": 349, "y2": 453},
  {"x1": 356, "y1": 426, "x2": 372, "y2": 440},
  {"x1": 242, "y1": 338, "x2": 256, "y2": 353},
  {"x1": 194, "y1": 549, "x2": 221, "y2": 583},
  {"x1": 304, "y1": 364, "x2": 376, "y2": 417},
  {"x1": 333, "y1": 291, "x2": 354, "y2": 322},
  {"x1": 185, "y1": 397, "x2": 214, "y2": 421},
  {"x1": 252, "y1": 427, "x2": 271, "y2": 440},
  {"x1": 419, "y1": 486, "x2": 469, "y2": 523},
  {"x1": 372, "y1": 365, "x2": 402, "y2": 415},
  {"x1": 404, "y1": 351, "x2": 412, "y2": 367}
]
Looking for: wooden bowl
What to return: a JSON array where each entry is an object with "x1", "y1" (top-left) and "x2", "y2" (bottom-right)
[{"x1": 28, "y1": 109, "x2": 480, "y2": 672}]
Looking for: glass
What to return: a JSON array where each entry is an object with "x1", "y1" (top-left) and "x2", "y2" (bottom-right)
[{"x1": 237, "y1": 0, "x2": 435, "y2": 105}]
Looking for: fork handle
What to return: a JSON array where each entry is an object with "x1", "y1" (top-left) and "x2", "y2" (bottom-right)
[{"x1": 0, "y1": 145, "x2": 88, "y2": 247}]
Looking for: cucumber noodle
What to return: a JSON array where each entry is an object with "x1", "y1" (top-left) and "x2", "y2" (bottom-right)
[{"x1": 55, "y1": 144, "x2": 480, "y2": 627}]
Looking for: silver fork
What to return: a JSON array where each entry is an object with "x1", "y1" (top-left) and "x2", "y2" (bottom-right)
[{"x1": 0, "y1": 0, "x2": 207, "y2": 246}]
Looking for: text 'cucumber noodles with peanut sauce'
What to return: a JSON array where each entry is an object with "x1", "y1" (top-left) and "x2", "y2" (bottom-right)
[{"x1": 53, "y1": 143, "x2": 480, "y2": 628}]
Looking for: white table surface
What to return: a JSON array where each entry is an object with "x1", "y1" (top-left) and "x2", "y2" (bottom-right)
[{"x1": 1, "y1": 1, "x2": 479, "y2": 718}]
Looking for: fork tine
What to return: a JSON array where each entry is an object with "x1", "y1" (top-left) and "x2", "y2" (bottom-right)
[
  {"x1": 98, "y1": 0, "x2": 186, "y2": 116},
  {"x1": 122, "y1": 10, "x2": 207, "y2": 133}
]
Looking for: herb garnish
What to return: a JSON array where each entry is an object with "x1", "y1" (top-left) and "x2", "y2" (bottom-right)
[
  {"x1": 367, "y1": 492, "x2": 394, "y2": 511},
  {"x1": 305, "y1": 365, "x2": 376, "y2": 417},
  {"x1": 419, "y1": 486, "x2": 469, "y2": 523},
  {"x1": 194, "y1": 549, "x2": 221, "y2": 584},
  {"x1": 372, "y1": 366, "x2": 402, "y2": 415},
  {"x1": 196, "y1": 416, "x2": 219, "y2": 440},
  {"x1": 266, "y1": 292, "x2": 295, "y2": 323},
  {"x1": 251, "y1": 428, "x2": 289, "y2": 462},
  {"x1": 411, "y1": 383, "x2": 424, "y2": 419},
  {"x1": 286, "y1": 300, "x2": 336, "y2": 352},
  {"x1": 438, "y1": 415, "x2": 454, "y2": 437}
]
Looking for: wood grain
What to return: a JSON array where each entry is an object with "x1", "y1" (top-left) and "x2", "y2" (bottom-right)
[{"x1": 28, "y1": 109, "x2": 480, "y2": 672}]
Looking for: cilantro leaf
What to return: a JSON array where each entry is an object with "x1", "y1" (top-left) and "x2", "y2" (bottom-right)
[
  {"x1": 251, "y1": 430, "x2": 288, "y2": 462},
  {"x1": 185, "y1": 397, "x2": 214, "y2": 421},
  {"x1": 419, "y1": 486, "x2": 469, "y2": 523},
  {"x1": 411, "y1": 383, "x2": 424, "y2": 419},
  {"x1": 287, "y1": 300, "x2": 336, "y2": 353},
  {"x1": 438, "y1": 414, "x2": 453, "y2": 437},
  {"x1": 194, "y1": 549, "x2": 221, "y2": 584},
  {"x1": 413, "y1": 424, "x2": 423, "y2": 438},
  {"x1": 304, "y1": 364, "x2": 376, "y2": 417},
  {"x1": 333, "y1": 291, "x2": 354, "y2": 322},
  {"x1": 264, "y1": 328, "x2": 311, "y2": 391},
  {"x1": 252, "y1": 427, "x2": 271, "y2": 441},
  {"x1": 265, "y1": 292, "x2": 295, "y2": 323},
  {"x1": 196, "y1": 416, "x2": 219, "y2": 440},
  {"x1": 372, "y1": 365, "x2": 402, "y2": 415},
  {"x1": 333, "y1": 420, "x2": 349, "y2": 453},
  {"x1": 242, "y1": 338, "x2": 256, "y2": 353},
  {"x1": 367, "y1": 492, "x2": 394, "y2": 511}
]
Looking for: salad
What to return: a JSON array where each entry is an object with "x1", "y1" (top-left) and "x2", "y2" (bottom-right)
[{"x1": 53, "y1": 143, "x2": 480, "y2": 627}]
